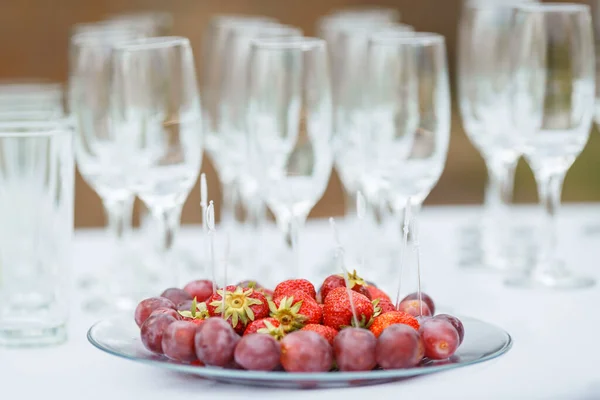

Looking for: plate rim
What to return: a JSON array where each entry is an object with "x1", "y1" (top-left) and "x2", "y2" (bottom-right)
[{"x1": 87, "y1": 315, "x2": 513, "y2": 382}]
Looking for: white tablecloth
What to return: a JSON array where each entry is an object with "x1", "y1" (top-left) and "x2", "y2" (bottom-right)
[{"x1": 2, "y1": 205, "x2": 599, "y2": 400}]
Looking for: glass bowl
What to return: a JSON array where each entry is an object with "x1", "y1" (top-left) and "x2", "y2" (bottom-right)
[{"x1": 87, "y1": 315, "x2": 512, "y2": 388}]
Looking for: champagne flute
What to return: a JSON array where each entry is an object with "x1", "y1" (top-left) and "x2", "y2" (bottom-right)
[
  {"x1": 112, "y1": 37, "x2": 203, "y2": 291},
  {"x1": 247, "y1": 37, "x2": 333, "y2": 282},
  {"x1": 506, "y1": 3, "x2": 595, "y2": 289},
  {"x1": 367, "y1": 32, "x2": 451, "y2": 299}
]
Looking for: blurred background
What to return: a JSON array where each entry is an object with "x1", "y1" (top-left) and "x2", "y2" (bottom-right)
[{"x1": 1, "y1": 0, "x2": 599, "y2": 227}]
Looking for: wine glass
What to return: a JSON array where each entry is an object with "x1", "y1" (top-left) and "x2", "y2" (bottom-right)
[
  {"x1": 457, "y1": 0, "x2": 538, "y2": 270},
  {"x1": 247, "y1": 37, "x2": 333, "y2": 282},
  {"x1": 367, "y1": 32, "x2": 451, "y2": 299},
  {"x1": 201, "y1": 15, "x2": 276, "y2": 228},
  {"x1": 112, "y1": 37, "x2": 203, "y2": 291},
  {"x1": 69, "y1": 28, "x2": 143, "y2": 311},
  {"x1": 506, "y1": 3, "x2": 595, "y2": 289},
  {"x1": 219, "y1": 23, "x2": 303, "y2": 276},
  {"x1": 0, "y1": 80, "x2": 64, "y2": 113}
]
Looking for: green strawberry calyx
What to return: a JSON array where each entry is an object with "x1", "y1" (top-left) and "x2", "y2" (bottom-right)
[
  {"x1": 209, "y1": 287, "x2": 264, "y2": 328},
  {"x1": 257, "y1": 319, "x2": 286, "y2": 340},
  {"x1": 268, "y1": 296, "x2": 307, "y2": 332},
  {"x1": 178, "y1": 297, "x2": 209, "y2": 319}
]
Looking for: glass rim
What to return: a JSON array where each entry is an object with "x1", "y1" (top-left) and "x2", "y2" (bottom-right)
[
  {"x1": 71, "y1": 30, "x2": 141, "y2": 46},
  {"x1": 464, "y1": 0, "x2": 538, "y2": 10},
  {"x1": 370, "y1": 31, "x2": 445, "y2": 46},
  {"x1": 336, "y1": 23, "x2": 414, "y2": 39},
  {"x1": 113, "y1": 36, "x2": 190, "y2": 51},
  {"x1": 515, "y1": 3, "x2": 590, "y2": 13},
  {"x1": 209, "y1": 14, "x2": 277, "y2": 28},
  {"x1": 250, "y1": 36, "x2": 325, "y2": 51},
  {"x1": 228, "y1": 22, "x2": 301, "y2": 36},
  {"x1": 0, "y1": 119, "x2": 72, "y2": 138}
]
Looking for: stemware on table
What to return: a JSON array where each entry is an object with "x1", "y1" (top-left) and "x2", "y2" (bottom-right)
[
  {"x1": 0, "y1": 119, "x2": 74, "y2": 347},
  {"x1": 218, "y1": 23, "x2": 303, "y2": 277},
  {"x1": 246, "y1": 37, "x2": 333, "y2": 284},
  {"x1": 367, "y1": 31, "x2": 451, "y2": 300},
  {"x1": 457, "y1": 0, "x2": 538, "y2": 270},
  {"x1": 112, "y1": 36, "x2": 203, "y2": 292},
  {"x1": 506, "y1": 3, "x2": 596, "y2": 289},
  {"x1": 69, "y1": 28, "x2": 145, "y2": 311}
]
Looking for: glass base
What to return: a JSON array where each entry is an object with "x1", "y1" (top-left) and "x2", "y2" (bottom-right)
[
  {"x1": 0, "y1": 323, "x2": 67, "y2": 347},
  {"x1": 505, "y1": 269, "x2": 596, "y2": 290}
]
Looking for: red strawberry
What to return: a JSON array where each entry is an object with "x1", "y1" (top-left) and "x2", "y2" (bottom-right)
[
  {"x1": 243, "y1": 317, "x2": 285, "y2": 340},
  {"x1": 369, "y1": 311, "x2": 420, "y2": 338},
  {"x1": 322, "y1": 287, "x2": 374, "y2": 330},
  {"x1": 301, "y1": 324, "x2": 338, "y2": 346},
  {"x1": 367, "y1": 285, "x2": 391, "y2": 303},
  {"x1": 319, "y1": 270, "x2": 371, "y2": 302},
  {"x1": 374, "y1": 298, "x2": 396, "y2": 315},
  {"x1": 270, "y1": 291, "x2": 322, "y2": 332},
  {"x1": 273, "y1": 279, "x2": 316, "y2": 300},
  {"x1": 207, "y1": 286, "x2": 269, "y2": 334}
]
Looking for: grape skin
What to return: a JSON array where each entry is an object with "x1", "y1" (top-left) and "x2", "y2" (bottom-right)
[
  {"x1": 280, "y1": 331, "x2": 333, "y2": 373},
  {"x1": 161, "y1": 321, "x2": 198, "y2": 362},
  {"x1": 420, "y1": 318, "x2": 460, "y2": 360},
  {"x1": 161, "y1": 288, "x2": 193, "y2": 305},
  {"x1": 140, "y1": 314, "x2": 178, "y2": 354},
  {"x1": 234, "y1": 333, "x2": 281, "y2": 371},
  {"x1": 333, "y1": 327, "x2": 377, "y2": 371},
  {"x1": 194, "y1": 317, "x2": 240, "y2": 367},
  {"x1": 183, "y1": 280, "x2": 214, "y2": 302},
  {"x1": 435, "y1": 314, "x2": 465, "y2": 344},
  {"x1": 376, "y1": 324, "x2": 424, "y2": 369},
  {"x1": 135, "y1": 297, "x2": 176, "y2": 327},
  {"x1": 402, "y1": 292, "x2": 435, "y2": 315}
]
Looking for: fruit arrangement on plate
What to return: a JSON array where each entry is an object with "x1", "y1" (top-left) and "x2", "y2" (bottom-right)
[{"x1": 134, "y1": 271, "x2": 465, "y2": 373}]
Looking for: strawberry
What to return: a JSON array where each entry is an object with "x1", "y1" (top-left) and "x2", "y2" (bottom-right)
[
  {"x1": 243, "y1": 317, "x2": 285, "y2": 340},
  {"x1": 367, "y1": 285, "x2": 391, "y2": 303},
  {"x1": 369, "y1": 311, "x2": 420, "y2": 338},
  {"x1": 178, "y1": 298, "x2": 210, "y2": 322},
  {"x1": 301, "y1": 324, "x2": 338, "y2": 346},
  {"x1": 207, "y1": 285, "x2": 269, "y2": 334},
  {"x1": 237, "y1": 280, "x2": 275, "y2": 300},
  {"x1": 270, "y1": 291, "x2": 322, "y2": 332},
  {"x1": 319, "y1": 270, "x2": 371, "y2": 302},
  {"x1": 374, "y1": 298, "x2": 396, "y2": 316},
  {"x1": 322, "y1": 287, "x2": 374, "y2": 330},
  {"x1": 273, "y1": 279, "x2": 316, "y2": 300}
]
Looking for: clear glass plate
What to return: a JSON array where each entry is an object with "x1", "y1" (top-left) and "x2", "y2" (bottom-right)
[{"x1": 87, "y1": 315, "x2": 512, "y2": 388}]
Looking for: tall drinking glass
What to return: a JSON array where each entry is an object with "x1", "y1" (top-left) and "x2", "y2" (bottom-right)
[
  {"x1": 247, "y1": 37, "x2": 333, "y2": 282},
  {"x1": 367, "y1": 32, "x2": 451, "y2": 299},
  {"x1": 0, "y1": 120, "x2": 74, "y2": 346},
  {"x1": 507, "y1": 3, "x2": 595, "y2": 289},
  {"x1": 112, "y1": 37, "x2": 203, "y2": 290}
]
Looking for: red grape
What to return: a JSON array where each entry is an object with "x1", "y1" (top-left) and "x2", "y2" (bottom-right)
[
  {"x1": 435, "y1": 314, "x2": 464, "y2": 344},
  {"x1": 194, "y1": 317, "x2": 240, "y2": 367},
  {"x1": 280, "y1": 331, "x2": 333, "y2": 372},
  {"x1": 150, "y1": 307, "x2": 181, "y2": 320},
  {"x1": 161, "y1": 321, "x2": 198, "y2": 362},
  {"x1": 333, "y1": 327, "x2": 377, "y2": 371},
  {"x1": 177, "y1": 300, "x2": 194, "y2": 312},
  {"x1": 375, "y1": 324, "x2": 424, "y2": 369},
  {"x1": 234, "y1": 333, "x2": 281, "y2": 371},
  {"x1": 135, "y1": 297, "x2": 176, "y2": 327},
  {"x1": 420, "y1": 318, "x2": 459, "y2": 360},
  {"x1": 161, "y1": 288, "x2": 192, "y2": 305},
  {"x1": 398, "y1": 299, "x2": 432, "y2": 317},
  {"x1": 401, "y1": 292, "x2": 435, "y2": 315},
  {"x1": 183, "y1": 280, "x2": 214, "y2": 302},
  {"x1": 140, "y1": 314, "x2": 178, "y2": 354}
]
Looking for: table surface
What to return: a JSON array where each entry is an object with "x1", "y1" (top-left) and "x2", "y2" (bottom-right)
[{"x1": 2, "y1": 205, "x2": 600, "y2": 400}]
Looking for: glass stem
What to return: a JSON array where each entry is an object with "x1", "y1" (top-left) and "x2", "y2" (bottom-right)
[
  {"x1": 484, "y1": 157, "x2": 517, "y2": 222},
  {"x1": 282, "y1": 213, "x2": 307, "y2": 279},
  {"x1": 534, "y1": 170, "x2": 565, "y2": 276},
  {"x1": 151, "y1": 204, "x2": 183, "y2": 287},
  {"x1": 344, "y1": 190, "x2": 357, "y2": 216},
  {"x1": 103, "y1": 195, "x2": 134, "y2": 258},
  {"x1": 220, "y1": 179, "x2": 238, "y2": 227}
]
